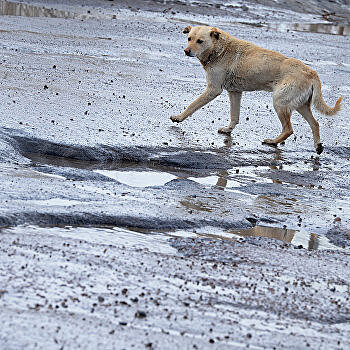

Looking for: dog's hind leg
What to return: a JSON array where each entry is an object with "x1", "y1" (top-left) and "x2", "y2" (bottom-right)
[
  {"x1": 263, "y1": 106, "x2": 293, "y2": 146},
  {"x1": 297, "y1": 102, "x2": 323, "y2": 154},
  {"x1": 218, "y1": 91, "x2": 242, "y2": 134}
]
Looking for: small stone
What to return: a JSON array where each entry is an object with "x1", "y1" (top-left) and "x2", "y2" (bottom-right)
[{"x1": 135, "y1": 310, "x2": 147, "y2": 318}]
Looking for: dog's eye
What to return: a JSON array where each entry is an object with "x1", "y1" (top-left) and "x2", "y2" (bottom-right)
[
  {"x1": 188, "y1": 37, "x2": 192, "y2": 41},
  {"x1": 197, "y1": 39, "x2": 203, "y2": 44}
]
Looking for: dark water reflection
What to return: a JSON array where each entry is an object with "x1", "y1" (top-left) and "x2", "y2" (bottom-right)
[
  {"x1": 267, "y1": 22, "x2": 350, "y2": 36},
  {"x1": 0, "y1": 0, "x2": 77, "y2": 19}
]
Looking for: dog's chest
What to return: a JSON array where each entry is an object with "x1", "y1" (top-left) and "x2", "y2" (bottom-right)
[{"x1": 222, "y1": 70, "x2": 247, "y2": 91}]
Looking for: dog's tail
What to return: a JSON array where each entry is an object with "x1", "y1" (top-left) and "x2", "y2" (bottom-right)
[{"x1": 312, "y1": 76, "x2": 343, "y2": 116}]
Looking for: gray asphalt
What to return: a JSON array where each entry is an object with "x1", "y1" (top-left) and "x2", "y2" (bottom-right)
[{"x1": 0, "y1": 1, "x2": 350, "y2": 349}]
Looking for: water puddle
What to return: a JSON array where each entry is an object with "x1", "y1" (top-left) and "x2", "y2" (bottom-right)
[
  {"x1": 0, "y1": 0, "x2": 78, "y2": 19},
  {"x1": 173, "y1": 225, "x2": 341, "y2": 250},
  {"x1": 189, "y1": 166, "x2": 272, "y2": 188},
  {"x1": 2, "y1": 225, "x2": 177, "y2": 255},
  {"x1": 22, "y1": 152, "x2": 346, "y2": 251},
  {"x1": 188, "y1": 175, "x2": 240, "y2": 188},
  {"x1": 0, "y1": 0, "x2": 115, "y2": 20},
  {"x1": 234, "y1": 21, "x2": 350, "y2": 36},
  {"x1": 95, "y1": 170, "x2": 177, "y2": 188},
  {"x1": 226, "y1": 225, "x2": 339, "y2": 250},
  {"x1": 266, "y1": 22, "x2": 350, "y2": 36},
  {"x1": 27, "y1": 152, "x2": 320, "y2": 203},
  {"x1": 2, "y1": 0, "x2": 349, "y2": 37}
]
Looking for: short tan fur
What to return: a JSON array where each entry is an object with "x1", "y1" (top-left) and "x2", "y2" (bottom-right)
[{"x1": 171, "y1": 25, "x2": 343, "y2": 154}]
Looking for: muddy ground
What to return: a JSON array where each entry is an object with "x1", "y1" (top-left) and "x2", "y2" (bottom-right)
[{"x1": 0, "y1": 0, "x2": 350, "y2": 349}]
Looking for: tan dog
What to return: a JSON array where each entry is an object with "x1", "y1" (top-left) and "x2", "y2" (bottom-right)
[{"x1": 171, "y1": 25, "x2": 343, "y2": 154}]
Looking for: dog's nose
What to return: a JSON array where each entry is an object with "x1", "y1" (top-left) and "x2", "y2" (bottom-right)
[{"x1": 184, "y1": 48, "x2": 191, "y2": 56}]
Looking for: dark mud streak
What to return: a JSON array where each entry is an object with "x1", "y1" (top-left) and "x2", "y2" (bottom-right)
[
  {"x1": 31, "y1": 165, "x2": 118, "y2": 182},
  {"x1": 11, "y1": 134, "x2": 149, "y2": 163},
  {"x1": 0, "y1": 212, "x2": 250, "y2": 231},
  {"x1": 2, "y1": 129, "x2": 238, "y2": 169},
  {"x1": 4, "y1": 128, "x2": 319, "y2": 171},
  {"x1": 150, "y1": 152, "x2": 234, "y2": 169},
  {"x1": 6, "y1": 130, "x2": 285, "y2": 170}
]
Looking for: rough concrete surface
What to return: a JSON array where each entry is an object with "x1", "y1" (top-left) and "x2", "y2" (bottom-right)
[{"x1": 0, "y1": 0, "x2": 350, "y2": 349}]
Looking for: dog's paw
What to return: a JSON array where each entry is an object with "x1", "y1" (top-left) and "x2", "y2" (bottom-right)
[
  {"x1": 170, "y1": 115, "x2": 184, "y2": 123},
  {"x1": 316, "y1": 143, "x2": 324, "y2": 155},
  {"x1": 218, "y1": 127, "x2": 232, "y2": 135},
  {"x1": 262, "y1": 139, "x2": 278, "y2": 146}
]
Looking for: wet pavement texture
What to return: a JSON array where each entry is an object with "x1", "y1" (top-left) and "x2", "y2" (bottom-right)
[{"x1": 0, "y1": 0, "x2": 350, "y2": 349}]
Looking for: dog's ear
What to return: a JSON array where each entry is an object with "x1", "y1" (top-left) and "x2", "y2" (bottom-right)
[
  {"x1": 183, "y1": 25, "x2": 192, "y2": 34},
  {"x1": 210, "y1": 28, "x2": 220, "y2": 40}
]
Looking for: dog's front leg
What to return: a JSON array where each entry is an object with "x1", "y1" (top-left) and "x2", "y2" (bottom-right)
[
  {"x1": 218, "y1": 91, "x2": 242, "y2": 134},
  {"x1": 171, "y1": 86, "x2": 222, "y2": 123}
]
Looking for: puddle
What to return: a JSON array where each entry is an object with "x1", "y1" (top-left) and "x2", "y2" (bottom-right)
[
  {"x1": 0, "y1": 0, "x2": 78, "y2": 19},
  {"x1": 27, "y1": 153, "x2": 97, "y2": 170},
  {"x1": 2, "y1": 225, "x2": 177, "y2": 255},
  {"x1": 0, "y1": 0, "x2": 115, "y2": 20},
  {"x1": 27, "y1": 151, "x2": 318, "y2": 194},
  {"x1": 187, "y1": 167, "x2": 271, "y2": 194},
  {"x1": 237, "y1": 21, "x2": 350, "y2": 36},
  {"x1": 22, "y1": 152, "x2": 348, "y2": 251},
  {"x1": 95, "y1": 170, "x2": 177, "y2": 188},
  {"x1": 266, "y1": 22, "x2": 350, "y2": 36},
  {"x1": 3, "y1": 0, "x2": 348, "y2": 37},
  {"x1": 173, "y1": 225, "x2": 341, "y2": 250},
  {"x1": 226, "y1": 225, "x2": 339, "y2": 250},
  {"x1": 189, "y1": 175, "x2": 240, "y2": 188}
]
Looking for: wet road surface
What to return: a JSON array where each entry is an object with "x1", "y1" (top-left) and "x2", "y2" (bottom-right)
[{"x1": 0, "y1": 0, "x2": 350, "y2": 349}]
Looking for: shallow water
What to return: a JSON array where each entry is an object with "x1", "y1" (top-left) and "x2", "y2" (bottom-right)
[
  {"x1": 19, "y1": 167, "x2": 337, "y2": 251},
  {"x1": 0, "y1": 225, "x2": 177, "y2": 255},
  {"x1": 0, "y1": 0, "x2": 115, "y2": 20},
  {"x1": 0, "y1": 0, "x2": 77, "y2": 19},
  {"x1": 95, "y1": 169, "x2": 177, "y2": 187},
  {"x1": 1, "y1": 0, "x2": 349, "y2": 37},
  {"x1": 226, "y1": 225, "x2": 339, "y2": 250},
  {"x1": 266, "y1": 22, "x2": 350, "y2": 36},
  {"x1": 21, "y1": 151, "x2": 345, "y2": 251},
  {"x1": 171, "y1": 224, "x2": 340, "y2": 250}
]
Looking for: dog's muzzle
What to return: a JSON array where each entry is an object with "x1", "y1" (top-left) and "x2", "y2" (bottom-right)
[{"x1": 184, "y1": 48, "x2": 192, "y2": 56}]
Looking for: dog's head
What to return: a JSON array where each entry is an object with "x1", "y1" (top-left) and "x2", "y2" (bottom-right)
[{"x1": 182, "y1": 25, "x2": 221, "y2": 59}]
